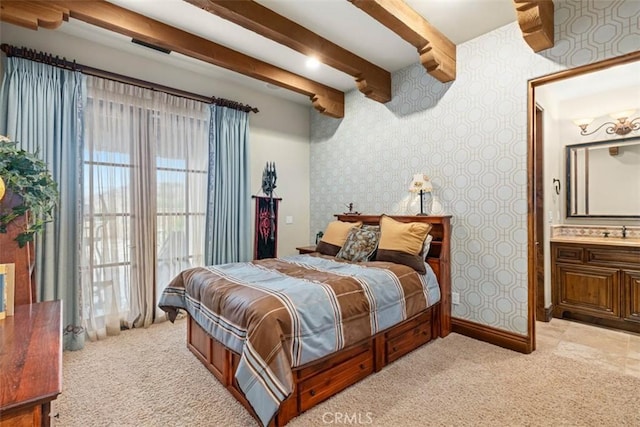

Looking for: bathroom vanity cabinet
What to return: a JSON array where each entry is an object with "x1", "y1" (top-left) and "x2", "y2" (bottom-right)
[{"x1": 551, "y1": 237, "x2": 640, "y2": 332}]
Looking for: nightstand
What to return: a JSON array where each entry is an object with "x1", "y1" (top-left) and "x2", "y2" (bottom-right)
[{"x1": 296, "y1": 245, "x2": 317, "y2": 254}]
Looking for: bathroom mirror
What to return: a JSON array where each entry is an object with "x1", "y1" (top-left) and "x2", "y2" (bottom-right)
[{"x1": 566, "y1": 136, "x2": 640, "y2": 218}]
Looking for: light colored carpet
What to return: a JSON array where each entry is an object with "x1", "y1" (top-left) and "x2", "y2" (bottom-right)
[{"x1": 52, "y1": 318, "x2": 640, "y2": 427}]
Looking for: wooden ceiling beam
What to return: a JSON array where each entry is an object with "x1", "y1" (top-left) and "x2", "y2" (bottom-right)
[
  {"x1": 185, "y1": 0, "x2": 391, "y2": 104},
  {"x1": 0, "y1": 0, "x2": 345, "y2": 118},
  {"x1": 0, "y1": 2, "x2": 67, "y2": 30},
  {"x1": 513, "y1": 0, "x2": 554, "y2": 52},
  {"x1": 349, "y1": 0, "x2": 456, "y2": 83}
]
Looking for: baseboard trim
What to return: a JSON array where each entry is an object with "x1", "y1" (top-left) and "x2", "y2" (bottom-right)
[
  {"x1": 452, "y1": 317, "x2": 532, "y2": 354},
  {"x1": 536, "y1": 305, "x2": 553, "y2": 322}
]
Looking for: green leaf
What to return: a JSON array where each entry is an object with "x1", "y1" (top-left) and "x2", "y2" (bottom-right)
[{"x1": 0, "y1": 137, "x2": 58, "y2": 246}]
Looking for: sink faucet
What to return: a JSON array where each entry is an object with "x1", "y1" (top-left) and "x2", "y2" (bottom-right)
[{"x1": 622, "y1": 225, "x2": 627, "y2": 238}]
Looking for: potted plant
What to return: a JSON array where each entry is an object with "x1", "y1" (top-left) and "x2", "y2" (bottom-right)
[{"x1": 0, "y1": 135, "x2": 58, "y2": 247}]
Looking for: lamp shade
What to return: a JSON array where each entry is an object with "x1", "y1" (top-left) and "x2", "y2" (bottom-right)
[
  {"x1": 610, "y1": 109, "x2": 635, "y2": 120},
  {"x1": 572, "y1": 118, "x2": 594, "y2": 127},
  {"x1": 0, "y1": 176, "x2": 5, "y2": 201},
  {"x1": 408, "y1": 173, "x2": 432, "y2": 193}
]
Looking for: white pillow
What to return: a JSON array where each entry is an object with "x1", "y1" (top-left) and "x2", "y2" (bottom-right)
[{"x1": 422, "y1": 234, "x2": 433, "y2": 257}]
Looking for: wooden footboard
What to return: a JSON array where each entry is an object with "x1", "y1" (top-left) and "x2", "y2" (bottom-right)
[{"x1": 187, "y1": 305, "x2": 438, "y2": 426}]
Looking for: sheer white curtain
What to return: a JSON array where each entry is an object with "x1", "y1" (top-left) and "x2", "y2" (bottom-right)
[
  {"x1": 81, "y1": 76, "x2": 208, "y2": 340},
  {"x1": 153, "y1": 92, "x2": 208, "y2": 320}
]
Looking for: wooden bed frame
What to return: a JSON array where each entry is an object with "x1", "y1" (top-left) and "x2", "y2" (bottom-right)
[{"x1": 186, "y1": 214, "x2": 451, "y2": 426}]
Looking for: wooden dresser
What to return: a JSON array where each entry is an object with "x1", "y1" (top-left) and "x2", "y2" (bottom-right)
[
  {"x1": 0, "y1": 301, "x2": 63, "y2": 426},
  {"x1": 551, "y1": 237, "x2": 640, "y2": 333}
]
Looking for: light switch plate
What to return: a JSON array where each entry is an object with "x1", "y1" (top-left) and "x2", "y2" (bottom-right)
[{"x1": 452, "y1": 292, "x2": 460, "y2": 305}]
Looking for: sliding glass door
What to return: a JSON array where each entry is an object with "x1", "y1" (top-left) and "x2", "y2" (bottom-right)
[
  {"x1": 81, "y1": 77, "x2": 208, "y2": 339},
  {"x1": 154, "y1": 111, "x2": 207, "y2": 318}
]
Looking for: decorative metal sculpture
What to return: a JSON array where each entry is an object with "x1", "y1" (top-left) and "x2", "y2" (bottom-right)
[
  {"x1": 261, "y1": 162, "x2": 277, "y2": 240},
  {"x1": 343, "y1": 202, "x2": 360, "y2": 215}
]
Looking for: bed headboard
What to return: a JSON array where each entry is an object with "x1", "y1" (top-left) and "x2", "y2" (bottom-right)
[{"x1": 335, "y1": 214, "x2": 452, "y2": 337}]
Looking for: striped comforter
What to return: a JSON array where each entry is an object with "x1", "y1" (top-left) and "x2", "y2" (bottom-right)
[{"x1": 158, "y1": 253, "x2": 440, "y2": 426}]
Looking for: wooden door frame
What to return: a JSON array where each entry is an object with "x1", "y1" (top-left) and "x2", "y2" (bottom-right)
[
  {"x1": 526, "y1": 51, "x2": 640, "y2": 351},
  {"x1": 534, "y1": 104, "x2": 547, "y2": 323}
]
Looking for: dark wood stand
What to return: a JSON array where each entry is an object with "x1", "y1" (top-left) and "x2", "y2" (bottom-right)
[
  {"x1": 0, "y1": 301, "x2": 62, "y2": 426},
  {"x1": 295, "y1": 245, "x2": 317, "y2": 254}
]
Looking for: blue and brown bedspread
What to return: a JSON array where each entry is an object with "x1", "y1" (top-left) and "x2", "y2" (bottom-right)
[{"x1": 158, "y1": 253, "x2": 440, "y2": 426}]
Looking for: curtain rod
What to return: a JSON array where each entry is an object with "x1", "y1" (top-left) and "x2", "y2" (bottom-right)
[{"x1": 0, "y1": 44, "x2": 259, "y2": 114}]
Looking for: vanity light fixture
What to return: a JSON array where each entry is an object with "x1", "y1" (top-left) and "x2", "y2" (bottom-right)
[
  {"x1": 574, "y1": 109, "x2": 640, "y2": 136},
  {"x1": 409, "y1": 173, "x2": 433, "y2": 216}
]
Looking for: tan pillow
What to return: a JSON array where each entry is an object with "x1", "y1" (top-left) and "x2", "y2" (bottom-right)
[
  {"x1": 375, "y1": 215, "x2": 432, "y2": 274},
  {"x1": 316, "y1": 220, "x2": 362, "y2": 256}
]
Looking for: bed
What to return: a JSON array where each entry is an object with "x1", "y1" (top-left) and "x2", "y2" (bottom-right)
[{"x1": 159, "y1": 214, "x2": 451, "y2": 426}]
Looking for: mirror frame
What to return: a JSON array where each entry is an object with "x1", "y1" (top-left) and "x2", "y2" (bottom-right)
[{"x1": 565, "y1": 135, "x2": 640, "y2": 219}]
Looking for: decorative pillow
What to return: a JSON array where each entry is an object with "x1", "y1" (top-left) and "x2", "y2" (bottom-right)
[
  {"x1": 336, "y1": 226, "x2": 380, "y2": 262},
  {"x1": 421, "y1": 234, "x2": 434, "y2": 257},
  {"x1": 375, "y1": 215, "x2": 432, "y2": 274},
  {"x1": 316, "y1": 220, "x2": 362, "y2": 256}
]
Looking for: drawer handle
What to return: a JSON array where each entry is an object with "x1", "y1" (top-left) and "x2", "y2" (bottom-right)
[
  {"x1": 359, "y1": 363, "x2": 366, "y2": 370},
  {"x1": 392, "y1": 346, "x2": 397, "y2": 352},
  {"x1": 310, "y1": 389, "x2": 316, "y2": 397}
]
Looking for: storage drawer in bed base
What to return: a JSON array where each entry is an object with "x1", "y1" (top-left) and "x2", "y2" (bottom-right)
[
  {"x1": 186, "y1": 304, "x2": 438, "y2": 426},
  {"x1": 385, "y1": 311, "x2": 432, "y2": 363}
]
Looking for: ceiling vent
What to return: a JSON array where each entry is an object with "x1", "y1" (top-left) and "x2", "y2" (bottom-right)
[{"x1": 131, "y1": 39, "x2": 171, "y2": 54}]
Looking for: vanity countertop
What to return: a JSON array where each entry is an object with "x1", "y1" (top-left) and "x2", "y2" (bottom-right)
[{"x1": 550, "y1": 236, "x2": 640, "y2": 248}]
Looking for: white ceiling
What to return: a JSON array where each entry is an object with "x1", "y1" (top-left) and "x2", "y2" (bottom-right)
[
  {"x1": 55, "y1": 0, "x2": 516, "y2": 104},
  {"x1": 537, "y1": 61, "x2": 640, "y2": 121}
]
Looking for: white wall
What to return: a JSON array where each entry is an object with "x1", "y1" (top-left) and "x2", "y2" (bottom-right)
[{"x1": 0, "y1": 21, "x2": 311, "y2": 257}]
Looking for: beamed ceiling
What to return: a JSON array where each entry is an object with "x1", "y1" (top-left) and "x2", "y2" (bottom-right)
[{"x1": 0, "y1": 0, "x2": 554, "y2": 118}]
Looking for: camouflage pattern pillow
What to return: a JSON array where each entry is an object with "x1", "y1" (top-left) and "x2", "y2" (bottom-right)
[
  {"x1": 315, "y1": 220, "x2": 362, "y2": 256},
  {"x1": 336, "y1": 227, "x2": 380, "y2": 262}
]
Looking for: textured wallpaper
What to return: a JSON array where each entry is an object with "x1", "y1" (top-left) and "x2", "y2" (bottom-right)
[{"x1": 309, "y1": 0, "x2": 640, "y2": 335}]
